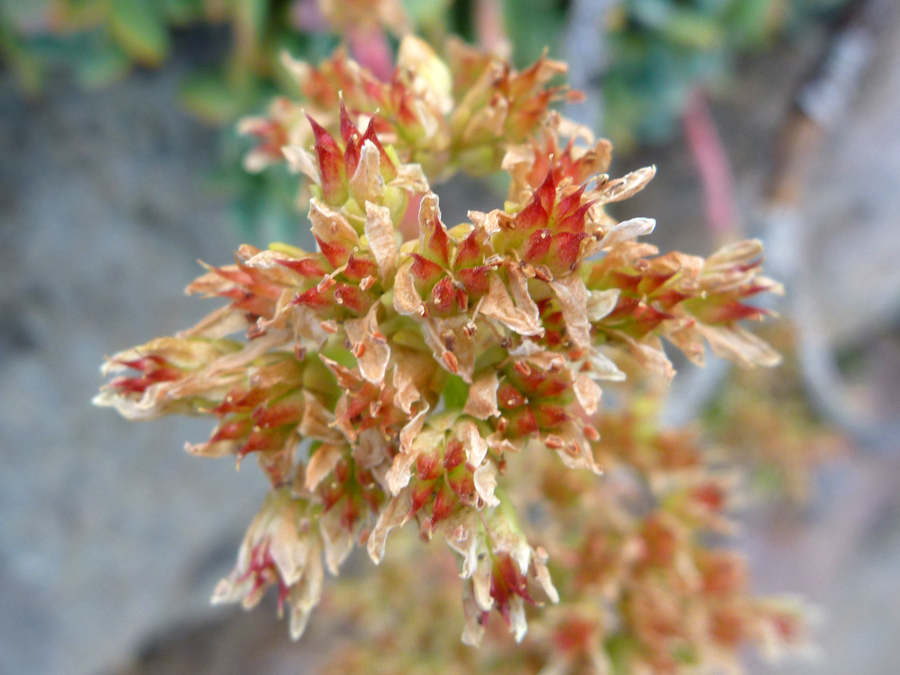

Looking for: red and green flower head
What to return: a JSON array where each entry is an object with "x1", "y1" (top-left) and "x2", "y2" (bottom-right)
[{"x1": 96, "y1": 32, "x2": 798, "y2": 666}]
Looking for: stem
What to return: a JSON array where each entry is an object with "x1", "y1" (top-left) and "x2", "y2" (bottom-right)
[
  {"x1": 682, "y1": 88, "x2": 738, "y2": 241},
  {"x1": 347, "y1": 26, "x2": 394, "y2": 81}
]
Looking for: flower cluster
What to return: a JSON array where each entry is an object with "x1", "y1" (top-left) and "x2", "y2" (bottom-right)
[
  {"x1": 241, "y1": 35, "x2": 579, "y2": 181},
  {"x1": 96, "y1": 39, "x2": 794, "y2": 667},
  {"x1": 316, "y1": 399, "x2": 810, "y2": 675},
  {"x1": 706, "y1": 322, "x2": 848, "y2": 502}
]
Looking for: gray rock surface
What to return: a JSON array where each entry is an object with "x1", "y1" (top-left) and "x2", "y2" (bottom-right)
[
  {"x1": 3, "y1": 10, "x2": 900, "y2": 675},
  {"x1": 0, "y1": 66, "x2": 268, "y2": 675}
]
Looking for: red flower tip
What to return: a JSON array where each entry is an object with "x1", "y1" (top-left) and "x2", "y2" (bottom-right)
[{"x1": 307, "y1": 114, "x2": 348, "y2": 205}]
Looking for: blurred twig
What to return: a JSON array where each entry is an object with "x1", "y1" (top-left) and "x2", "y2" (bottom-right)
[
  {"x1": 562, "y1": 0, "x2": 619, "y2": 131},
  {"x1": 667, "y1": 0, "x2": 900, "y2": 451}
]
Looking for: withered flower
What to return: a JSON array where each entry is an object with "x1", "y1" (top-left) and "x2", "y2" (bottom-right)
[
  {"x1": 97, "y1": 38, "x2": 794, "y2": 666},
  {"x1": 248, "y1": 36, "x2": 579, "y2": 185}
]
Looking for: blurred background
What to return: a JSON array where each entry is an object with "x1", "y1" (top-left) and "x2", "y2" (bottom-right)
[{"x1": 1, "y1": 0, "x2": 900, "y2": 673}]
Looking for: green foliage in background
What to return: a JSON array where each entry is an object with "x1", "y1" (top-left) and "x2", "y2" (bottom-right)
[
  {"x1": 0, "y1": 0, "x2": 852, "y2": 130},
  {"x1": 0, "y1": 0, "x2": 851, "y2": 240},
  {"x1": 600, "y1": 0, "x2": 853, "y2": 145}
]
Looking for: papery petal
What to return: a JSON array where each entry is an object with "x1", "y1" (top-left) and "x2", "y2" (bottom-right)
[
  {"x1": 546, "y1": 419, "x2": 601, "y2": 474},
  {"x1": 319, "y1": 507, "x2": 354, "y2": 575},
  {"x1": 597, "y1": 217, "x2": 656, "y2": 249},
  {"x1": 299, "y1": 391, "x2": 343, "y2": 443},
  {"x1": 422, "y1": 316, "x2": 476, "y2": 382},
  {"x1": 309, "y1": 199, "x2": 358, "y2": 246},
  {"x1": 481, "y1": 270, "x2": 543, "y2": 337},
  {"x1": 349, "y1": 140, "x2": 387, "y2": 204},
  {"x1": 392, "y1": 360, "x2": 422, "y2": 414},
  {"x1": 397, "y1": 36, "x2": 453, "y2": 114},
  {"x1": 461, "y1": 582, "x2": 487, "y2": 646},
  {"x1": 588, "y1": 348, "x2": 626, "y2": 381},
  {"x1": 699, "y1": 324, "x2": 782, "y2": 369},
  {"x1": 533, "y1": 547, "x2": 559, "y2": 603},
  {"x1": 367, "y1": 488, "x2": 412, "y2": 563},
  {"x1": 305, "y1": 443, "x2": 344, "y2": 491},
  {"x1": 464, "y1": 371, "x2": 501, "y2": 419},
  {"x1": 595, "y1": 166, "x2": 656, "y2": 204},
  {"x1": 393, "y1": 259, "x2": 426, "y2": 317},
  {"x1": 283, "y1": 144, "x2": 321, "y2": 183},
  {"x1": 586, "y1": 288, "x2": 621, "y2": 322},
  {"x1": 288, "y1": 536, "x2": 324, "y2": 640},
  {"x1": 473, "y1": 460, "x2": 500, "y2": 507},
  {"x1": 364, "y1": 201, "x2": 398, "y2": 281},
  {"x1": 574, "y1": 372, "x2": 602, "y2": 415},
  {"x1": 345, "y1": 305, "x2": 390, "y2": 384},
  {"x1": 385, "y1": 406, "x2": 430, "y2": 494},
  {"x1": 549, "y1": 273, "x2": 591, "y2": 349},
  {"x1": 456, "y1": 419, "x2": 489, "y2": 466}
]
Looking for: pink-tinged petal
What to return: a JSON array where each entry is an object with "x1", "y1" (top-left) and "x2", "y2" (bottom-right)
[
  {"x1": 522, "y1": 228, "x2": 552, "y2": 264},
  {"x1": 360, "y1": 118, "x2": 398, "y2": 182},
  {"x1": 418, "y1": 193, "x2": 452, "y2": 267},
  {"x1": 594, "y1": 165, "x2": 656, "y2": 204},
  {"x1": 339, "y1": 99, "x2": 358, "y2": 146},
  {"x1": 698, "y1": 324, "x2": 782, "y2": 369},
  {"x1": 410, "y1": 253, "x2": 445, "y2": 286},
  {"x1": 513, "y1": 198, "x2": 549, "y2": 233},
  {"x1": 430, "y1": 276, "x2": 459, "y2": 314},
  {"x1": 597, "y1": 216, "x2": 656, "y2": 249},
  {"x1": 457, "y1": 266, "x2": 491, "y2": 297},
  {"x1": 385, "y1": 406, "x2": 431, "y2": 495},
  {"x1": 277, "y1": 256, "x2": 330, "y2": 279},
  {"x1": 307, "y1": 115, "x2": 348, "y2": 205},
  {"x1": 390, "y1": 357, "x2": 423, "y2": 415},
  {"x1": 573, "y1": 372, "x2": 601, "y2": 415},
  {"x1": 393, "y1": 259, "x2": 426, "y2": 317}
]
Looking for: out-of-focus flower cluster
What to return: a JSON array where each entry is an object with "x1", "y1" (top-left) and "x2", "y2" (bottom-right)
[
  {"x1": 241, "y1": 35, "x2": 581, "y2": 180},
  {"x1": 317, "y1": 397, "x2": 812, "y2": 675},
  {"x1": 705, "y1": 322, "x2": 848, "y2": 503},
  {"x1": 96, "y1": 35, "x2": 803, "y2": 672}
]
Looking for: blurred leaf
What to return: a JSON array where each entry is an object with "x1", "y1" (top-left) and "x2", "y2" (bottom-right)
[
  {"x1": 180, "y1": 72, "x2": 245, "y2": 123},
  {"x1": 605, "y1": 634, "x2": 639, "y2": 675},
  {"x1": 108, "y1": 0, "x2": 170, "y2": 66},
  {"x1": 74, "y1": 43, "x2": 131, "y2": 88},
  {"x1": 502, "y1": 0, "x2": 567, "y2": 65},
  {"x1": 443, "y1": 375, "x2": 469, "y2": 410},
  {"x1": 729, "y1": 0, "x2": 778, "y2": 45},
  {"x1": 162, "y1": 0, "x2": 205, "y2": 25},
  {"x1": 629, "y1": 0, "x2": 675, "y2": 29},
  {"x1": 230, "y1": 0, "x2": 270, "y2": 87},
  {"x1": 662, "y1": 10, "x2": 725, "y2": 50},
  {"x1": 402, "y1": 0, "x2": 453, "y2": 26},
  {"x1": 0, "y1": 33, "x2": 44, "y2": 93}
]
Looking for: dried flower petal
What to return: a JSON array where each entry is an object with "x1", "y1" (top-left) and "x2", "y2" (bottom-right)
[
  {"x1": 481, "y1": 269, "x2": 543, "y2": 337},
  {"x1": 367, "y1": 489, "x2": 412, "y2": 564},
  {"x1": 464, "y1": 371, "x2": 501, "y2": 419},
  {"x1": 363, "y1": 201, "x2": 398, "y2": 281}
]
